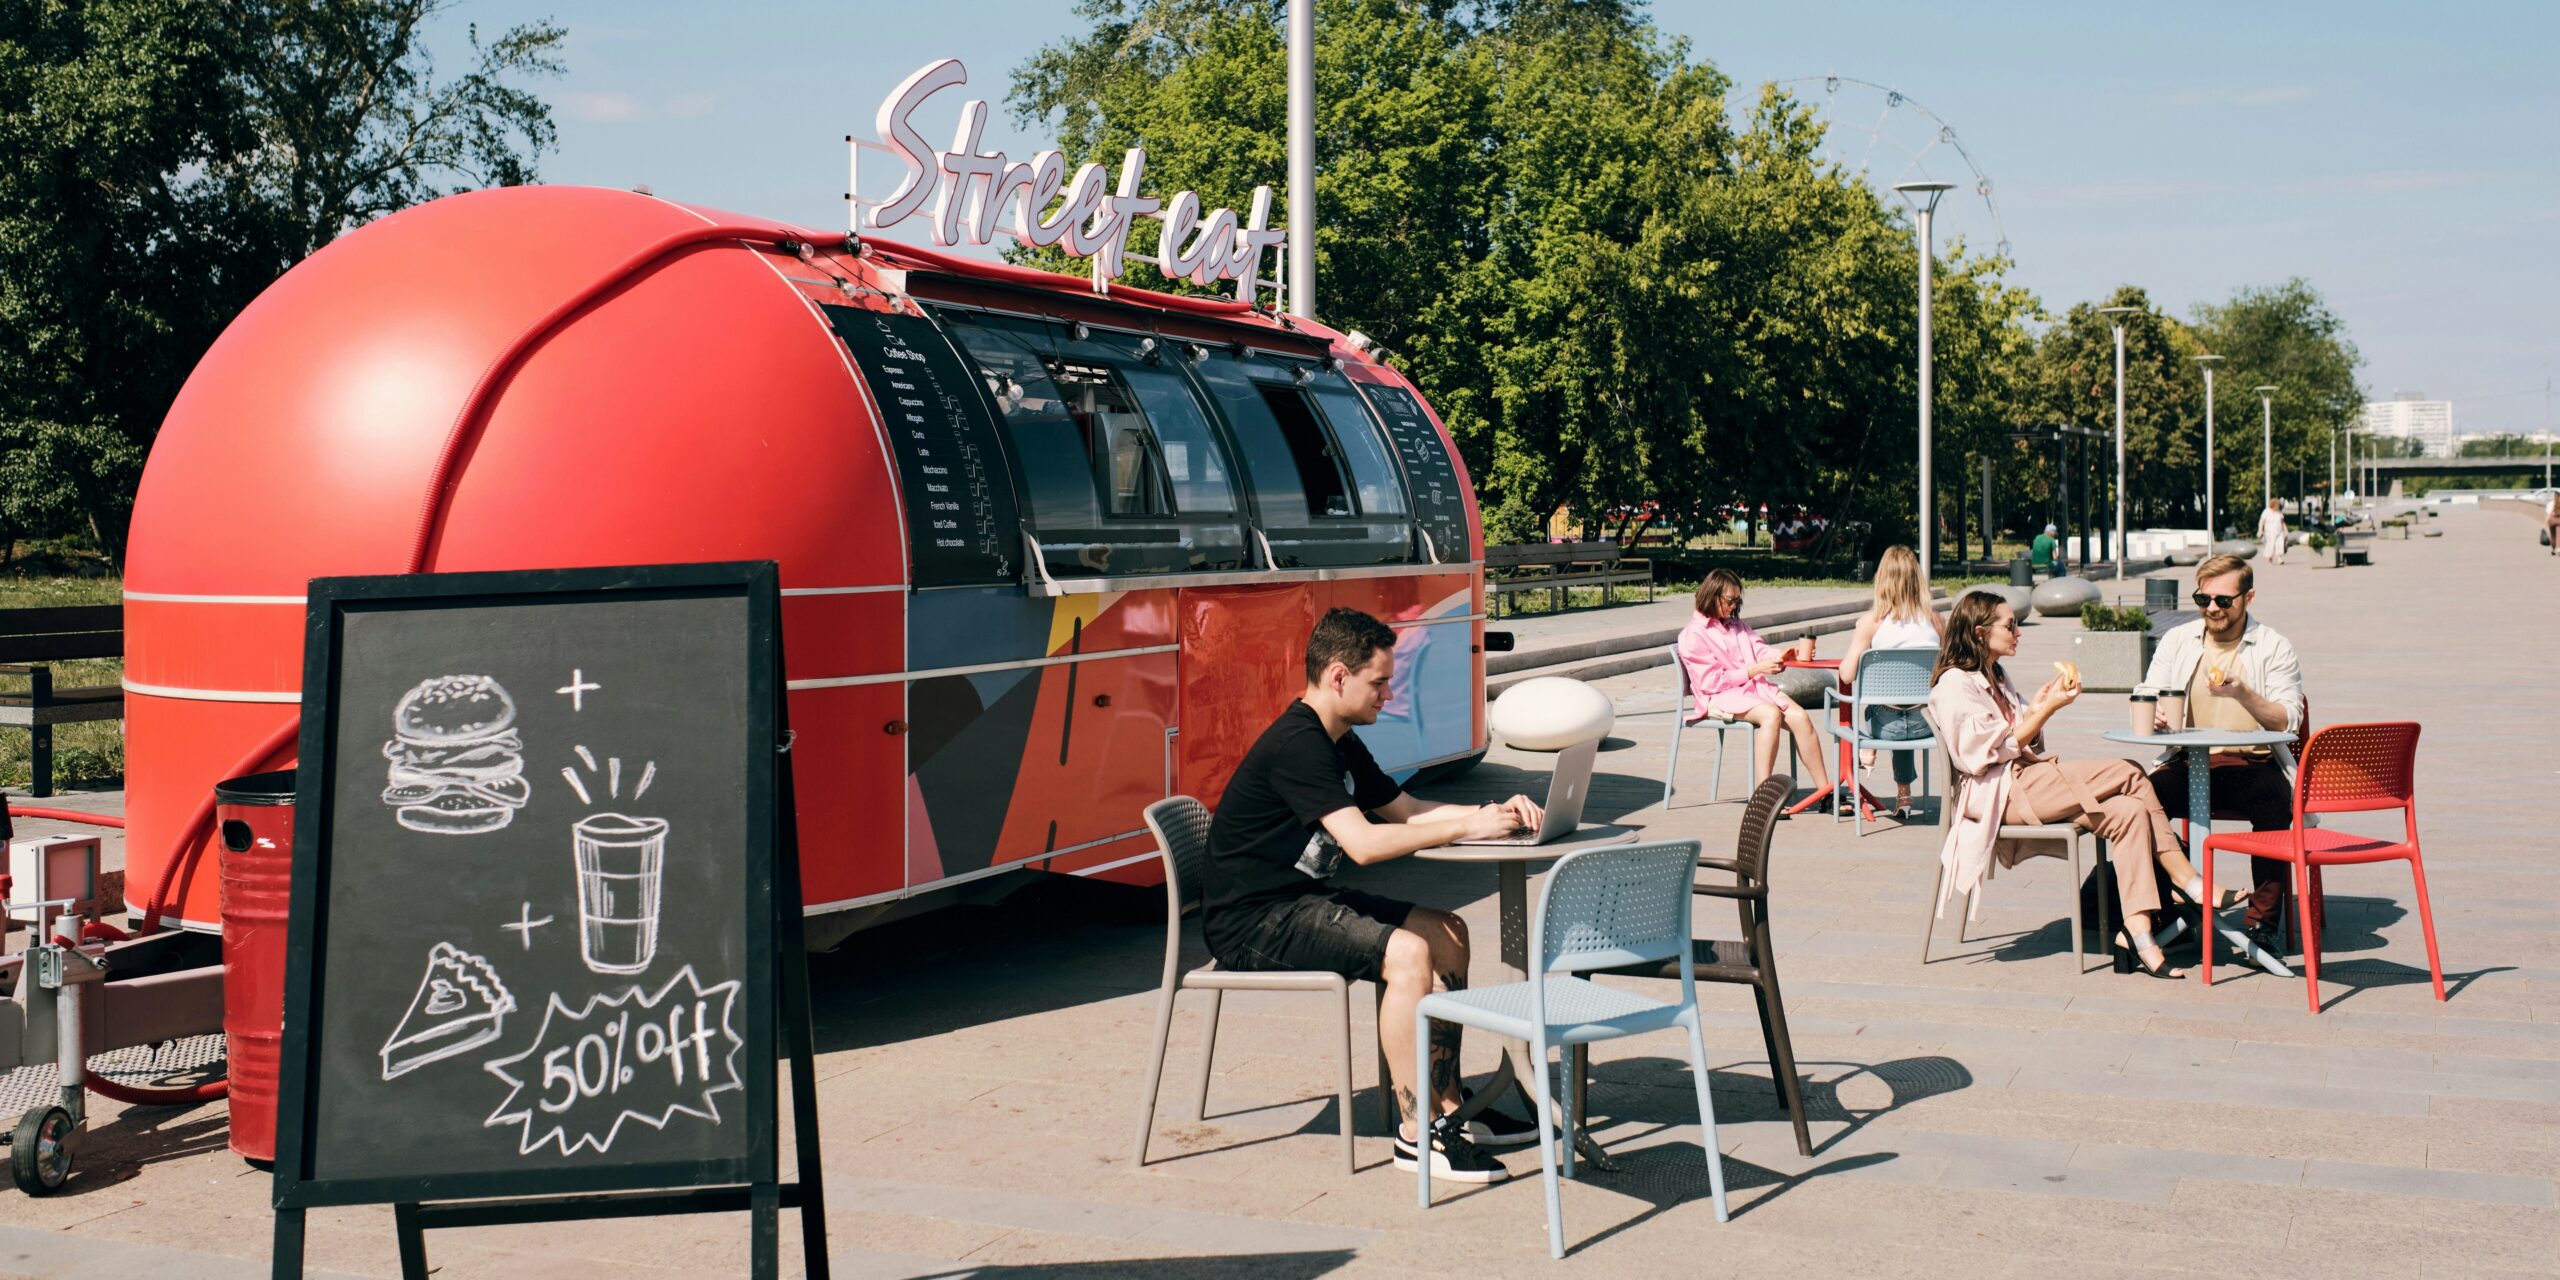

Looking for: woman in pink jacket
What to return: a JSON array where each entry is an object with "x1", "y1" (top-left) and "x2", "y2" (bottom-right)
[
  {"x1": 1925, "y1": 591, "x2": 2227, "y2": 979},
  {"x1": 1676, "y1": 569, "x2": 1835, "y2": 810}
]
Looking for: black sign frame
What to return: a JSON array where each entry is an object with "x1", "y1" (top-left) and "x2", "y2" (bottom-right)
[{"x1": 270, "y1": 561, "x2": 826, "y2": 1280}]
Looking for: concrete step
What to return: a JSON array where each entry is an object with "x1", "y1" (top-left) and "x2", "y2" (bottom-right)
[
  {"x1": 1487, "y1": 592, "x2": 1932, "y2": 677},
  {"x1": 1485, "y1": 594, "x2": 1953, "y2": 700}
]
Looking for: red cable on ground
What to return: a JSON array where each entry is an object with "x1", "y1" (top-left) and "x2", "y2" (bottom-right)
[
  {"x1": 79, "y1": 1074, "x2": 229, "y2": 1107},
  {"x1": 5, "y1": 806, "x2": 125, "y2": 828}
]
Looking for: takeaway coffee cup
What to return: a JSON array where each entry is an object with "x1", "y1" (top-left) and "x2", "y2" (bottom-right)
[
  {"x1": 2128, "y1": 693, "x2": 2157, "y2": 737},
  {"x1": 573, "y1": 813, "x2": 667, "y2": 976},
  {"x1": 2157, "y1": 691, "x2": 2188, "y2": 734}
]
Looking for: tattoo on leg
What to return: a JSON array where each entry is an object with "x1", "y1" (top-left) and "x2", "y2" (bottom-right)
[
  {"x1": 1396, "y1": 1085, "x2": 1419, "y2": 1126},
  {"x1": 1428, "y1": 969, "x2": 1464, "y2": 1100}
]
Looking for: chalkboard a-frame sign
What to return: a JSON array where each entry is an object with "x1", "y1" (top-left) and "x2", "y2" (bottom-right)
[{"x1": 271, "y1": 562, "x2": 827, "y2": 1280}]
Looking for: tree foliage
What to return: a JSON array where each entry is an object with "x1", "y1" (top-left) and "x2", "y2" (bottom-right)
[{"x1": 0, "y1": 0, "x2": 561, "y2": 565}]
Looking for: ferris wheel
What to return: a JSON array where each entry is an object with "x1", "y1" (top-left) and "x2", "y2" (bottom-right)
[{"x1": 1766, "y1": 74, "x2": 2010, "y2": 259}]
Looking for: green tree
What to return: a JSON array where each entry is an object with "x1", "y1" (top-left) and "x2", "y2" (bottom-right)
[
  {"x1": 2457, "y1": 433, "x2": 2535, "y2": 457},
  {"x1": 0, "y1": 0, "x2": 562, "y2": 567},
  {"x1": 2189, "y1": 278, "x2": 2364, "y2": 515}
]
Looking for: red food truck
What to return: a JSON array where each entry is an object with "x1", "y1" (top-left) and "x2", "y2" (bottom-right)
[{"x1": 120, "y1": 182, "x2": 1488, "y2": 945}]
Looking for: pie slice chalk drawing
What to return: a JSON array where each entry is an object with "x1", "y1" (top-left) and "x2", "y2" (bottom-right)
[{"x1": 381, "y1": 942, "x2": 516, "y2": 1081}]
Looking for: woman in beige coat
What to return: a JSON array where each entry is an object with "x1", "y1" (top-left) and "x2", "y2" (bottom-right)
[{"x1": 1927, "y1": 592, "x2": 2230, "y2": 978}]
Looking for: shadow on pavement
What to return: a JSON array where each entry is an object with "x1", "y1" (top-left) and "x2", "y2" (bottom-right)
[
  {"x1": 894, "y1": 1249, "x2": 1356, "y2": 1279},
  {"x1": 45, "y1": 1101, "x2": 233, "y2": 1196},
  {"x1": 1427, "y1": 1053, "x2": 1973, "y2": 1243},
  {"x1": 806, "y1": 874, "x2": 1164, "y2": 1054}
]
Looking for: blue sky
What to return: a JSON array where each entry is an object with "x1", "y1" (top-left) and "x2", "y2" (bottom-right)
[{"x1": 427, "y1": 1, "x2": 2560, "y2": 434}]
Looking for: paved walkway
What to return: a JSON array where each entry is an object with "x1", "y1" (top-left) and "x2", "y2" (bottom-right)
[{"x1": 3, "y1": 508, "x2": 2554, "y2": 1276}]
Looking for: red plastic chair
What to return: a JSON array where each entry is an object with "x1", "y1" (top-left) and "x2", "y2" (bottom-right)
[{"x1": 2199, "y1": 722, "x2": 2443, "y2": 1011}]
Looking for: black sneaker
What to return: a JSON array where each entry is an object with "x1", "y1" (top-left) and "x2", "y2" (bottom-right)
[
  {"x1": 1459, "y1": 1095, "x2": 1551, "y2": 1150},
  {"x1": 1394, "y1": 1115, "x2": 1511, "y2": 1183}
]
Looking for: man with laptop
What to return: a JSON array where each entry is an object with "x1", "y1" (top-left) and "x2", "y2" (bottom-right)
[{"x1": 1202, "y1": 608, "x2": 1546, "y2": 1183}]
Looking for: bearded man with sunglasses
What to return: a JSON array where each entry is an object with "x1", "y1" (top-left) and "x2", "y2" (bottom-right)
[{"x1": 2134, "y1": 554, "x2": 2306, "y2": 976}]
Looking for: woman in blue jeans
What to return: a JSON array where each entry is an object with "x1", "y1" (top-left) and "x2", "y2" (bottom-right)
[{"x1": 1834, "y1": 547, "x2": 1945, "y2": 816}]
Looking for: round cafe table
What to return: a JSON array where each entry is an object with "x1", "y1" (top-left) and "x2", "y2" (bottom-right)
[
  {"x1": 1415, "y1": 823, "x2": 1640, "y2": 1170},
  {"x1": 1780, "y1": 657, "x2": 1897, "y2": 821},
  {"x1": 2100, "y1": 726, "x2": 2297, "y2": 975}
]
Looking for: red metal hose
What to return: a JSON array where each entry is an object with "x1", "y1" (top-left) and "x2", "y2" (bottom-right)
[{"x1": 406, "y1": 222, "x2": 816, "y2": 568}]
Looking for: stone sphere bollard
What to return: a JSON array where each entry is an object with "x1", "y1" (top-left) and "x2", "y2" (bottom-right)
[
  {"x1": 1770, "y1": 664, "x2": 1836, "y2": 710},
  {"x1": 1988, "y1": 584, "x2": 2037, "y2": 620},
  {"x1": 2030, "y1": 575, "x2": 2102, "y2": 618},
  {"x1": 2213, "y1": 539, "x2": 2259, "y2": 559}
]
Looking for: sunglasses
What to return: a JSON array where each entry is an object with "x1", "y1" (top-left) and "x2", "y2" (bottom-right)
[
  {"x1": 2190, "y1": 592, "x2": 2243, "y2": 610},
  {"x1": 1978, "y1": 618, "x2": 2022, "y2": 633}
]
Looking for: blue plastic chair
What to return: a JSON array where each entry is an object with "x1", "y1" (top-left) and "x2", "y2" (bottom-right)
[
  {"x1": 1662, "y1": 645, "x2": 1783, "y2": 808},
  {"x1": 1414, "y1": 840, "x2": 1731, "y2": 1257},
  {"x1": 1815, "y1": 648, "x2": 1939, "y2": 836}
]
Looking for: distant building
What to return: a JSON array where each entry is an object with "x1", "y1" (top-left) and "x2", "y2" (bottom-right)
[{"x1": 2359, "y1": 392, "x2": 2454, "y2": 457}]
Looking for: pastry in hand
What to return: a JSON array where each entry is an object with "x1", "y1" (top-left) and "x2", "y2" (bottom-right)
[
  {"x1": 2207, "y1": 666, "x2": 2227, "y2": 685},
  {"x1": 2051, "y1": 660, "x2": 2081, "y2": 691}
]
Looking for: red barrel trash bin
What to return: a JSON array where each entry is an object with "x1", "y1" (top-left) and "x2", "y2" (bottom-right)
[{"x1": 214, "y1": 769, "x2": 295, "y2": 1164}]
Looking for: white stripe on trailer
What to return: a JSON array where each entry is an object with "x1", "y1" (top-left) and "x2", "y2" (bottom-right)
[{"x1": 121, "y1": 680, "x2": 300, "y2": 703}]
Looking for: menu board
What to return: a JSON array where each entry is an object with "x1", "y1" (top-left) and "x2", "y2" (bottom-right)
[
  {"x1": 272, "y1": 564, "x2": 826, "y2": 1278},
  {"x1": 825, "y1": 305, "x2": 1022, "y2": 587},
  {"x1": 1355, "y1": 380, "x2": 1469, "y2": 563}
]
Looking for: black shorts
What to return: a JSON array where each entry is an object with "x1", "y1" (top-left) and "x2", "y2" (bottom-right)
[{"x1": 1215, "y1": 888, "x2": 1416, "y2": 984}]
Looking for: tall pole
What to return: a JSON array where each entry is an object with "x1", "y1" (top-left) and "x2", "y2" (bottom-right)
[
  {"x1": 1896, "y1": 182, "x2": 1954, "y2": 578},
  {"x1": 2256, "y1": 385, "x2": 2280, "y2": 511},
  {"x1": 1286, "y1": 1, "x2": 1315, "y2": 319},
  {"x1": 2197, "y1": 354, "x2": 2222, "y2": 541},
  {"x1": 2100, "y1": 306, "x2": 2139, "y2": 578},
  {"x1": 2327, "y1": 428, "x2": 2336, "y2": 523}
]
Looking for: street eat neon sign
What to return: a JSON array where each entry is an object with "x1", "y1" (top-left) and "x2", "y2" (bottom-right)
[{"x1": 853, "y1": 59, "x2": 1286, "y2": 300}]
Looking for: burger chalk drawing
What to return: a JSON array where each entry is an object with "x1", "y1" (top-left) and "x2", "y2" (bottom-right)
[{"x1": 382, "y1": 675, "x2": 532, "y2": 835}]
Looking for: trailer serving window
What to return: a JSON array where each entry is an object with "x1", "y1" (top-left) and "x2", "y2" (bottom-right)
[
  {"x1": 1187, "y1": 349, "x2": 1416, "y2": 568},
  {"x1": 933, "y1": 306, "x2": 1250, "y2": 581}
]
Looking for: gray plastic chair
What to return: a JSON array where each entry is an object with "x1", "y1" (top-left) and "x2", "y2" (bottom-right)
[
  {"x1": 1814, "y1": 648, "x2": 1939, "y2": 836},
  {"x1": 1663, "y1": 645, "x2": 1780, "y2": 808},
  {"x1": 1132, "y1": 796, "x2": 1388, "y2": 1174},
  {"x1": 1415, "y1": 839, "x2": 1731, "y2": 1258}
]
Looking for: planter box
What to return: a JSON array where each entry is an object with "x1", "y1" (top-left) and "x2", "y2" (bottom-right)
[{"x1": 2070, "y1": 629, "x2": 2154, "y2": 693}]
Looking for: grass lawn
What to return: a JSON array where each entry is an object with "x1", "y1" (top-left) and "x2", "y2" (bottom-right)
[{"x1": 0, "y1": 574, "x2": 125, "y2": 791}]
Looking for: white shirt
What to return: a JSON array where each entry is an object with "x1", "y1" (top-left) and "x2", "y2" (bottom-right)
[{"x1": 2135, "y1": 615, "x2": 2308, "y2": 787}]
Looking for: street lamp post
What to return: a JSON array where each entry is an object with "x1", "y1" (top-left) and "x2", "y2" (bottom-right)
[
  {"x1": 2255, "y1": 384, "x2": 2279, "y2": 513},
  {"x1": 1895, "y1": 181, "x2": 1956, "y2": 576},
  {"x1": 1286, "y1": 0, "x2": 1314, "y2": 319},
  {"x1": 2196, "y1": 353, "x2": 2222, "y2": 541},
  {"x1": 2098, "y1": 306, "x2": 2141, "y2": 578}
]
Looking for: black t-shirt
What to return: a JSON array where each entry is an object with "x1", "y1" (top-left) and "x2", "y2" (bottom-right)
[{"x1": 1201, "y1": 701, "x2": 1403, "y2": 956}]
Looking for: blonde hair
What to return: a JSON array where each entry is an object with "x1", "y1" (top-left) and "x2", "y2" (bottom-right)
[
  {"x1": 2194, "y1": 553, "x2": 2253, "y2": 592},
  {"x1": 1871, "y1": 546, "x2": 1928, "y2": 623}
]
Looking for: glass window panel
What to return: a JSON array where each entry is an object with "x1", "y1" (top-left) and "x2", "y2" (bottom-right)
[
  {"x1": 1311, "y1": 386, "x2": 1409, "y2": 515},
  {"x1": 1252, "y1": 381, "x2": 1356, "y2": 518},
  {"x1": 1118, "y1": 360, "x2": 1239, "y2": 514}
]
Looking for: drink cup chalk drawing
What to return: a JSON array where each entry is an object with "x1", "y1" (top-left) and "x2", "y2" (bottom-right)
[
  {"x1": 380, "y1": 943, "x2": 516, "y2": 1080},
  {"x1": 561, "y1": 746, "x2": 666, "y2": 976},
  {"x1": 481, "y1": 965, "x2": 744, "y2": 1157},
  {"x1": 382, "y1": 675, "x2": 531, "y2": 834}
]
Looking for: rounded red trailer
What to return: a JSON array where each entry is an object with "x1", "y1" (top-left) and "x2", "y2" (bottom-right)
[{"x1": 124, "y1": 185, "x2": 1486, "y2": 942}]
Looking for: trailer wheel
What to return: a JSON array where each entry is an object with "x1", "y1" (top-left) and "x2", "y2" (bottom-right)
[{"x1": 11, "y1": 1106, "x2": 74, "y2": 1195}]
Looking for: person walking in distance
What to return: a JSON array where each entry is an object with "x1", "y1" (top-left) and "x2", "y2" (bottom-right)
[
  {"x1": 2257, "y1": 499, "x2": 2288, "y2": 566},
  {"x1": 1199, "y1": 609, "x2": 1548, "y2": 1183}
]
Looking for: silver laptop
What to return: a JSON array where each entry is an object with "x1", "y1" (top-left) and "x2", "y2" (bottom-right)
[{"x1": 1454, "y1": 738, "x2": 1597, "y2": 846}]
